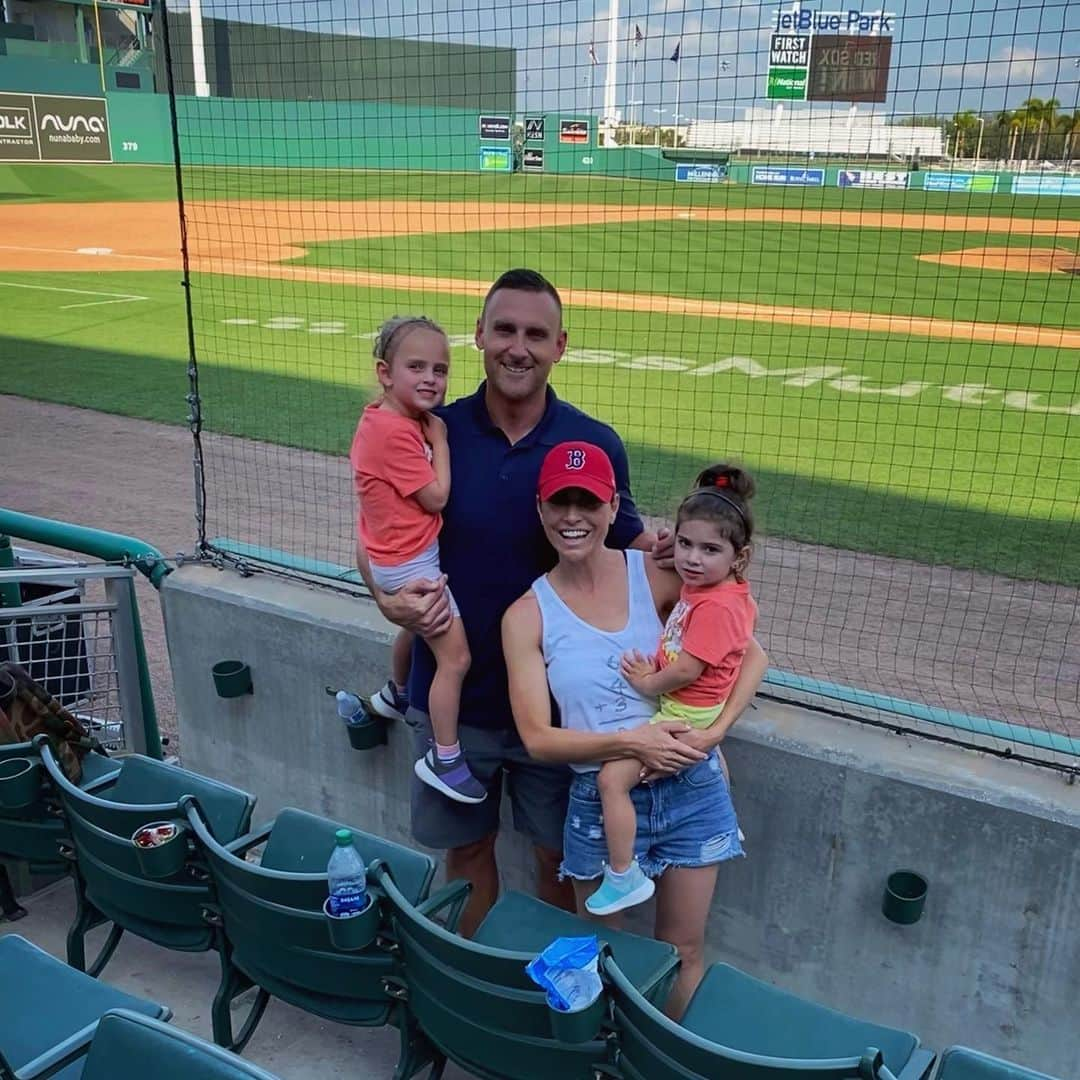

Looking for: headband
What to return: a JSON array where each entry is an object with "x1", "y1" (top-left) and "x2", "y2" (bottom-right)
[{"x1": 691, "y1": 485, "x2": 749, "y2": 532}]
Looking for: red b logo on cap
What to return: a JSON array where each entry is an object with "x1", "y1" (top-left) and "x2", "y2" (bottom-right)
[{"x1": 566, "y1": 448, "x2": 586, "y2": 470}]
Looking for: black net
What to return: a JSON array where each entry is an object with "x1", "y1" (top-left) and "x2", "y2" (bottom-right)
[{"x1": 160, "y1": 0, "x2": 1080, "y2": 764}]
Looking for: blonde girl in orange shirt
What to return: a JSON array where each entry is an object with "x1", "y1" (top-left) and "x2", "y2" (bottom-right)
[{"x1": 350, "y1": 316, "x2": 484, "y2": 804}]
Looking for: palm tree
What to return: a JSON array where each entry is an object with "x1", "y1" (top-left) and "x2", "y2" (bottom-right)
[
  {"x1": 949, "y1": 110, "x2": 979, "y2": 158},
  {"x1": 1018, "y1": 97, "x2": 1061, "y2": 161},
  {"x1": 1056, "y1": 110, "x2": 1080, "y2": 163},
  {"x1": 996, "y1": 109, "x2": 1022, "y2": 164}
]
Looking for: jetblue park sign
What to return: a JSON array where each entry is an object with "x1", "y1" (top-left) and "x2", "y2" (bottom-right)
[
  {"x1": 773, "y1": 9, "x2": 894, "y2": 33},
  {"x1": 766, "y1": 8, "x2": 895, "y2": 102}
]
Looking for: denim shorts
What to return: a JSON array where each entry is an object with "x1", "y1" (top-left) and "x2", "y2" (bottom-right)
[{"x1": 560, "y1": 751, "x2": 744, "y2": 881}]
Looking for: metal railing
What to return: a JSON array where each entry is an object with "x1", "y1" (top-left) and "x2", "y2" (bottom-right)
[
  {"x1": 0, "y1": 512, "x2": 169, "y2": 758},
  {"x1": 0, "y1": 565, "x2": 147, "y2": 754}
]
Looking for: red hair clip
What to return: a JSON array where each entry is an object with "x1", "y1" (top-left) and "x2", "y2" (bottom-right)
[{"x1": 714, "y1": 476, "x2": 729, "y2": 489}]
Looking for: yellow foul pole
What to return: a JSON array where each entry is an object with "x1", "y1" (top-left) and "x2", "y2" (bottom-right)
[{"x1": 93, "y1": 0, "x2": 106, "y2": 93}]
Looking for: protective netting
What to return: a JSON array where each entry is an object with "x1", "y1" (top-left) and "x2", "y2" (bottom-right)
[{"x1": 160, "y1": 0, "x2": 1080, "y2": 763}]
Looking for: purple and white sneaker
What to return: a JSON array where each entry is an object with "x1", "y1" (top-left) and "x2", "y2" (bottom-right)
[
  {"x1": 414, "y1": 748, "x2": 487, "y2": 804},
  {"x1": 369, "y1": 680, "x2": 409, "y2": 722}
]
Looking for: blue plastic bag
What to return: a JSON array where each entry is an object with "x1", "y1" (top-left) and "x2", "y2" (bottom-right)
[{"x1": 525, "y1": 935, "x2": 603, "y2": 1013}]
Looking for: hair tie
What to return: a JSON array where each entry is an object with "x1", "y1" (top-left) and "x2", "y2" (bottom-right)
[{"x1": 714, "y1": 476, "x2": 729, "y2": 489}]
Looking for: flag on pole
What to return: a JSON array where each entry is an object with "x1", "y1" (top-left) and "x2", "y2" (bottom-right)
[
  {"x1": 588, "y1": 42, "x2": 599, "y2": 65},
  {"x1": 632, "y1": 24, "x2": 644, "y2": 64},
  {"x1": 669, "y1": 41, "x2": 681, "y2": 63}
]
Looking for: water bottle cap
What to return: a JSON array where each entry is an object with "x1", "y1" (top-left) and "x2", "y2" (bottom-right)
[{"x1": 335, "y1": 828, "x2": 353, "y2": 846}]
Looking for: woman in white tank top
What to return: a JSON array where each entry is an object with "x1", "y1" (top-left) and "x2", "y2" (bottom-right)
[{"x1": 502, "y1": 441, "x2": 768, "y2": 1019}]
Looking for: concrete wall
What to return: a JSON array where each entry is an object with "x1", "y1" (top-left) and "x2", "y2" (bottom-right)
[{"x1": 161, "y1": 563, "x2": 1080, "y2": 1076}]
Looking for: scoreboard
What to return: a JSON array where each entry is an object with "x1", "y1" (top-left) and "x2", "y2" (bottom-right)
[
  {"x1": 807, "y1": 35, "x2": 892, "y2": 103},
  {"x1": 764, "y1": 9, "x2": 894, "y2": 103}
]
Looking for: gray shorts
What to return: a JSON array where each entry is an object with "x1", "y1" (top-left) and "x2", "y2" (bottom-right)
[
  {"x1": 407, "y1": 708, "x2": 572, "y2": 853},
  {"x1": 370, "y1": 541, "x2": 459, "y2": 616}
]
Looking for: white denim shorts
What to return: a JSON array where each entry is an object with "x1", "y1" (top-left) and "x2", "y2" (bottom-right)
[{"x1": 370, "y1": 540, "x2": 459, "y2": 616}]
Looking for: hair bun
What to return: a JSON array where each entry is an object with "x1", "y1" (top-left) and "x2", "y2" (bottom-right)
[{"x1": 694, "y1": 463, "x2": 754, "y2": 502}]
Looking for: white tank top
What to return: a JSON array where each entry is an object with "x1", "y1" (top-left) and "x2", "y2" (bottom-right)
[{"x1": 531, "y1": 549, "x2": 663, "y2": 771}]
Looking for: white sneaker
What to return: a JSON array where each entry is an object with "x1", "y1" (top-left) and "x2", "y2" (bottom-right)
[{"x1": 369, "y1": 680, "x2": 408, "y2": 722}]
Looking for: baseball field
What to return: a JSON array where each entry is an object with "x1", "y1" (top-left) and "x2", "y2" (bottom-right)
[{"x1": 2, "y1": 161, "x2": 1078, "y2": 584}]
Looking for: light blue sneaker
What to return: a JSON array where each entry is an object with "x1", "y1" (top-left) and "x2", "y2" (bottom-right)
[{"x1": 585, "y1": 859, "x2": 655, "y2": 916}]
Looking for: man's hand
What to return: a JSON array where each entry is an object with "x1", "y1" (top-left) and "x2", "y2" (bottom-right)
[
  {"x1": 620, "y1": 648, "x2": 657, "y2": 694},
  {"x1": 422, "y1": 412, "x2": 447, "y2": 445},
  {"x1": 625, "y1": 721, "x2": 706, "y2": 778},
  {"x1": 379, "y1": 575, "x2": 452, "y2": 637},
  {"x1": 650, "y1": 526, "x2": 675, "y2": 570}
]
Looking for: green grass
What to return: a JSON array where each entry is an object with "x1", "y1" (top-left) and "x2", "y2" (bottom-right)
[
  {"x1": 296, "y1": 220, "x2": 1079, "y2": 329},
  {"x1": 1, "y1": 164, "x2": 1078, "y2": 584}
]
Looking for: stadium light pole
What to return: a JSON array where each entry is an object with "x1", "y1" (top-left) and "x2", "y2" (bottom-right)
[
  {"x1": 629, "y1": 99, "x2": 644, "y2": 143},
  {"x1": 653, "y1": 108, "x2": 666, "y2": 146},
  {"x1": 974, "y1": 116, "x2": 985, "y2": 169}
]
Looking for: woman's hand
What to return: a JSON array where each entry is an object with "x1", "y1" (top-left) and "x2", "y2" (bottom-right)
[
  {"x1": 625, "y1": 722, "x2": 706, "y2": 779},
  {"x1": 620, "y1": 648, "x2": 657, "y2": 693}
]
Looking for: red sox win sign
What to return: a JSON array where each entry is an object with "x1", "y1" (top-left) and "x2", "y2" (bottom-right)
[{"x1": 766, "y1": 8, "x2": 895, "y2": 103}]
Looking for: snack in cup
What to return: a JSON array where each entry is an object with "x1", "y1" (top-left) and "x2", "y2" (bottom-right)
[{"x1": 134, "y1": 823, "x2": 178, "y2": 848}]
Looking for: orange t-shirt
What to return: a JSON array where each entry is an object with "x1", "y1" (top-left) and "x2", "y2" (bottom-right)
[
  {"x1": 350, "y1": 402, "x2": 440, "y2": 566},
  {"x1": 656, "y1": 580, "x2": 757, "y2": 707}
]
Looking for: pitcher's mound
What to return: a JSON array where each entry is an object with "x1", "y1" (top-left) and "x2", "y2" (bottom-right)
[{"x1": 919, "y1": 246, "x2": 1080, "y2": 275}]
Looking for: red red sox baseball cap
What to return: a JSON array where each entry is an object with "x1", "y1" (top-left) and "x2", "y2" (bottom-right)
[{"x1": 538, "y1": 441, "x2": 617, "y2": 503}]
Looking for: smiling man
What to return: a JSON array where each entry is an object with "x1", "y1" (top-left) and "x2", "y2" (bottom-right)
[{"x1": 358, "y1": 268, "x2": 667, "y2": 934}]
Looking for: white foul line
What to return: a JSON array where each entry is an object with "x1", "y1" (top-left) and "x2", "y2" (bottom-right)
[{"x1": 0, "y1": 281, "x2": 149, "y2": 309}]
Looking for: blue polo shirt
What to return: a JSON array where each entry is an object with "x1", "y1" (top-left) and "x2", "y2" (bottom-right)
[{"x1": 408, "y1": 382, "x2": 645, "y2": 732}]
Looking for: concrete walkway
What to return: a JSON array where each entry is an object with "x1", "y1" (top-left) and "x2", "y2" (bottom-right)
[{"x1": 2, "y1": 879, "x2": 474, "y2": 1079}]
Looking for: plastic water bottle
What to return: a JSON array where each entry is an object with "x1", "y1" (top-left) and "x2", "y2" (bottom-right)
[
  {"x1": 327, "y1": 828, "x2": 368, "y2": 916},
  {"x1": 335, "y1": 690, "x2": 365, "y2": 728}
]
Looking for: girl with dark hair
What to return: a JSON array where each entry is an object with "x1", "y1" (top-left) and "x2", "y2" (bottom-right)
[{"x1": 585, "y1": 464, "x2": 758, "y2": 917}]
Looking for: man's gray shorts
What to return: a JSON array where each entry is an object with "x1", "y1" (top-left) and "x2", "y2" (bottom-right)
[{"x1": 407, "y1": 708, "x2": 572, "y2": 852}]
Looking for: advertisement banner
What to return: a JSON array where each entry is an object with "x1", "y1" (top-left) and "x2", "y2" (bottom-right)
[
  {"x1": 524, "y1": 117, "x2": 545, "y2": 142},
  {"x1": 522, "y1": 148, "x2": 544, "y2": 172},
  {"x1": 766, "y1": 68, "x2": 808, "y2": 100},
  {"x1": 0, "y1": 93, "x2": 111, "y2": 162},
  {"x1": 0, "y1": 93, "x2": 37, "y2": 161},
  {"x1": 478, "y1": 116, "x2": 511, "y2": 140},
  {"x1": 478, "y1": 146, "x2": 512, "y2": 172},
  {"x1": 1011, "y1": 175, "x2": 1080, "y2": 197},
  {"x1": 559, "y1": 119, "x2": 590, "y2": 144},
  {"x1": 769, "y1": 33, "x2": 811, "y2": 66},
  {"x1": 675, "y1": 163, "x2": 727, "y2": 183},
  {"x1": 752, "y1": 165, "x2": 824, "y2": 186},
  {"x1": 837, "y1": 169, "x2": 909, "y2": 189},
  {"x1": 924, "y1": 172, "x2": 998, "y2": 193}
]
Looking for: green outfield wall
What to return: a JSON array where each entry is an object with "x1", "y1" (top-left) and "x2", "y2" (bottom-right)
[{"x1": 159, "y1": 15, "x2": 515, "y2": 112}]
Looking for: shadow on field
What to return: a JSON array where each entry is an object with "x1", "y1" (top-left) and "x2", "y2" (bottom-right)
[{"x1": 1, "y1": 333, "x2": 1075, "y2": 586}]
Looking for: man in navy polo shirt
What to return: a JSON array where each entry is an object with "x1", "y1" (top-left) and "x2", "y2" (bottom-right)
[{"x1": 358, "y1": 269, "x2": 697, "y2": 935}]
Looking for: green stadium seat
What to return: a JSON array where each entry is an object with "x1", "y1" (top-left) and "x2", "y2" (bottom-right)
[
  {"x1": 0, "y1": 934, "x2": 169, "y2": 1080},
  {"x1": 183, "y1": 803, "x2": 436, "y2": 1053},
  {"x1": 80, "y1": 1010, "x2": 283, "y2": 1080},
  {"x1": 36, "y1": 738, "x2": 255, "y2": 978},
  {"x1": 0, "y1": 740, "x2": 119, "y2": 920},
  {"x1": 602, "y1": 953, "x2": 936, "y2": 1079},
  {"x1": 374, "y1": 860, "x2": 679, "y2": 1080},
  {"x1": 935, "y1": 1046, "x2": 1058, "y2": 1080}
]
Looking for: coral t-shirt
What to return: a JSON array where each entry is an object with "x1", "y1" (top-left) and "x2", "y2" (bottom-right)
[
  {"x1": 350, "y1": 402, "x2": 440, "y2": 566},
  {"x1": 656, "y1": 580, "x2": 757, "y2": 707}
]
